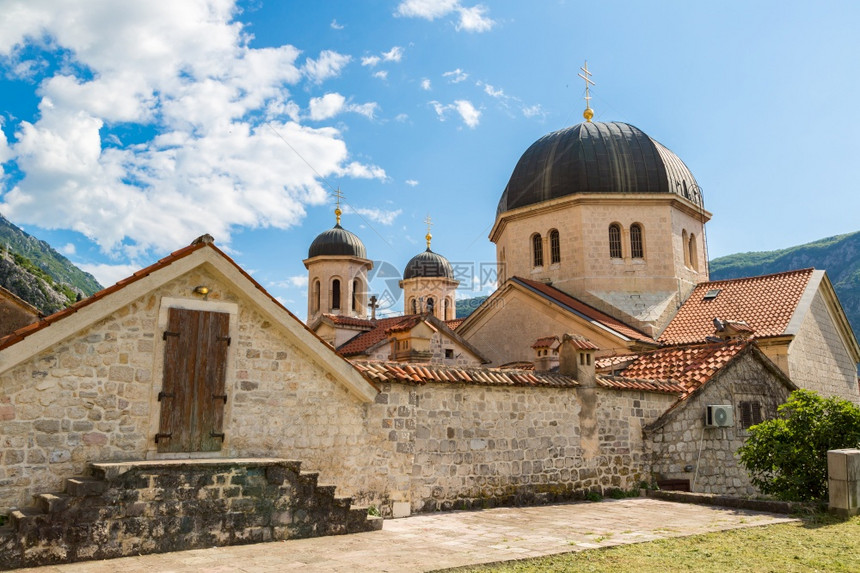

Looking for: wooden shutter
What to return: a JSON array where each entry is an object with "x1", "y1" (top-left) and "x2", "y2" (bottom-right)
[{"x1": 157, "y1": 308, "x2": 229, "y2": 452}]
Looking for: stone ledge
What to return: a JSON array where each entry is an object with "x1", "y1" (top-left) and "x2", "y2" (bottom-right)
[
  {"x1": 647, "y1": 489, "x2": 818, "y2": 514},
  {"x1": 91, "y1": 458, "x2": 301, "y2": 480}
]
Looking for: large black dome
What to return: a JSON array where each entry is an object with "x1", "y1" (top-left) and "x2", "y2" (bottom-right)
[
  {"x1": 403, "y1": 249, "x2": 454, "y2": 280},
  {"x1": 497, "y1": 121, "x2": 702, "y2": 216},
  {"x1": 307, "y1": 225, "x2": 367, "y2": 259}
]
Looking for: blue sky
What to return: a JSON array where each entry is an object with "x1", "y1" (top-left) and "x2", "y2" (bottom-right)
[{"x1": 0, "y1": 1, "x2": 858, "y2": 319}]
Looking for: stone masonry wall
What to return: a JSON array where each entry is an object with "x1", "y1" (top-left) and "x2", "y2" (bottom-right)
[
  {"x1": 646, "y1": 352, "x2": 791, "y2": 496},
  {"x1": 372, "y1": 381, "x2": 677, "y2": 512},
  {"x1": 0, "y1": 267, "x2": 406, "y2": 515},
  {"x1": 789, "y1": 289, "x2": 860, "y2": 403}
]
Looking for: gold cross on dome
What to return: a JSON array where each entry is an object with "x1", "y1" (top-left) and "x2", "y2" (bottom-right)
[
  {"x1": 333, "y1": 187, "x2": 344, "y2": 225},
  {"x1": 578, "y1": 61, "x2": 595, "y2": 122},
  {"x1": 424, "y1": 214, "x2": 433, "y2": 249}
]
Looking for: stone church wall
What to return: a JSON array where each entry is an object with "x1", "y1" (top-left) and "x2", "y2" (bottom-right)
[
  {"x1": 646, "y1": 352, "x2": 791, "y2": 496},
  {"x1": 788, "y1": 289, "x2": 860, "y2": 403}
]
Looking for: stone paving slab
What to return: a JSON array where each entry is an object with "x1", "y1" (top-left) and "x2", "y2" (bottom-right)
[{"x1": 8, "y1": 498, "x2": 796, "y2": 572}]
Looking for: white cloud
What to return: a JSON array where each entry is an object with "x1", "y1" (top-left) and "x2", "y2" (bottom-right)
[
  {"x1": 396, "y1": 0, "x2": 459, "y2": 19},
  {"x1": 429, "y1": 99, "x2": 480, "y2": 128},
  {"x1": 361, "y1": 55, "x2": 381, "y2": 67},
  {"x1": 373, "y1": 70, "x2": 388, "y2": 80},
  {"x1": 455, "y1": 5, "x2": 494, "y2": 32},
  {"x1": 77, "y1": 262, "x2": 140, "y2": 288},
  {"x1": 405, "y1": 179, "x2": 419, "y2": 187},
  {"x1": 443, "y1": 68, "x2": 468, "y2": 83},
  {"x1": 382, "y1": 46, "x2": 404, "y2": 62},
  {"x1": 303, "y1": 50, "x2": 351, "y2": 84},
  {"x1": 330, "y1": 19, "x2": 344, "y2": 30},
  {"x1": 395, "y1": 1, "x2": 494, "y2": 32},
  {"x1": 454, "y1": 100, "x2": 480, "y2": 128},
  {"x1": 522, "y1": 104, "x2": 544, "y2": 119},
  {"x1": 421, "y1": 78, "x2": 432, "y2": 90},
  {"x1": 343, "y1": 205, "x2": 402, "y2": 225},
  {"x1": 272, "y1": 275, "x2": 308, "y2": 288},
  {"x1": 394, "y1": 113, "x2": 409, "y2": 122},
  {"x1": 347, "y1": 101, "x2": 379, "y2": 119},
  {"x1": 0, "y1": 2, "x2": 383, "y2": 258},
  {"x1": 308, "y1": 93, "x2": 346, "y2": 120},
  {"x1": 59, "y1": 243, "x2": 76, "y2": 255},
  {"x1": 483, "y1": 83, "x2": 504, "y2": 98}
]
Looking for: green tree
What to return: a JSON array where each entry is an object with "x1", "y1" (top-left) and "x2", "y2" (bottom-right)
[{"x1": 738, "y1": 389, "x2": 860, "y2": 501}]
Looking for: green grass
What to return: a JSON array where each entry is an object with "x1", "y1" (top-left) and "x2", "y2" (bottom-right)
[{"x1": 440, "y1": 513, "x2": 860, "y2": 572}]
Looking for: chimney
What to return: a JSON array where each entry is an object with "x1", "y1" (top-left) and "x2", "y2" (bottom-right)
[
  {"x1": 532, "y1": 336, "x2": 560, "y2": 372},
  {"x1": 558, "y1": 333, "x2": 597, "y2": 387}
]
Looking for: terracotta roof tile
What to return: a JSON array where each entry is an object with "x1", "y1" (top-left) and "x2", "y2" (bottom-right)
[
  {"x1": 614, "y1": 340, "x2": 748, "y2": 398},
  {"x1": 321, "y1": 314, "x2": 378, "y2": 328},
  {"x1": 336, "y1": 315, "x2": 420, "y2": 356},
  {"x1": 513, "y1": 277, "x2": 654, "y2": 344},
  {"x1": 351, "y1": 360, "x2": 579, "y2": 389},
  {"x1": 445, "y1": 318, "x2": 465, "y2": 330},
  {"x1": 532, "y1": 336, "x2": 559, "y2": 349},
  {"x1": 596, "y1": 376, "x2": 685, "y2": 394},
  {"x1": 659, "y1": 269, "x2": 814, "y2": 345}
]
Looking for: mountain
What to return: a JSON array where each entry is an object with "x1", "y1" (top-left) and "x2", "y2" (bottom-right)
[
  {"x1": 456, "y1": 295, "x2": 487, "y2": 319},
  {"x1": 0, "y1": 214, "x2": 102, "y2": 315},
  {"x1": 709, "y1": 231, "x2": 860, "y2": 337}
]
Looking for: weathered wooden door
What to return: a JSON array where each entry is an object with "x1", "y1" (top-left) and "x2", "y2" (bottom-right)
[{"x1": 156, "y1": 308, "x2": 230, "y2": 452}]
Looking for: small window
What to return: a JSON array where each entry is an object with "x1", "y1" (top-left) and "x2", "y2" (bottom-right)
[
  {"x1": 331, "y1": 279, "x2": 341, "y2": 310},
  {"x1": 689, "y1": 234, "x2": 699, "y2": 271},
  {"x1": 351, "y1": 279, "x2": 359, "y2": 312},
  {"x1": 411, "y1": 298, "x2": 417, "y2": 314},
  {"x1": 427, "y1": 297, "x2": 435, "y2": 314},
  {"x1": 739, "y1": 401, "x2": 763, "y2": 429},
  {"x1": 532, "y1": 234, "x2": 543, "y2": 267},
  {"x1": 312, "y1": 279, "x2": 320, "y2": 312},
  {"x1": 608, "y1": 224, "x2": 622, "y2": 259},
  {"x1": 444, "y1": 298, "x2": 451, "y2": 321},
  {"x1": 444, "y1": 349, "x2": 454, "y2": 359},
  {"x1": 703, "y1": 289, "x2": 721, "y2": 301},
  {"x1": 549, "y1": 229, "x2": 561, "y2": 264},
  {"x1": 682, "y1": 230, "x2": 690, "y2": 266},
  {"x1": 630, "y1": 224, "x2": 643, "y2": 259}
]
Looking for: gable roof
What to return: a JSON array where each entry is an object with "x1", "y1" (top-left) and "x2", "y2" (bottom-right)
[
  {"x1": 513, "y1": 277, "x2": 655, "y2": 344},
  {"x1": 352, "y1": 360, "x2": 578, "y2": 388},
  {"x1": 0, "y1": 236, "x2": 378, "y2": 402},
  {"x1": 337, "y1": 313, "x2": 489, "y2": 363},
  {"x1": 659, "y1": 269, "x2": 815, "y2": 344},
  {"x1": 0, "y1": 284, "x2": 41, "y2": 318}
]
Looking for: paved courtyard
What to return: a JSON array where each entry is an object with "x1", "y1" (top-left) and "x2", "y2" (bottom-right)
[{"x1": 10, "y1": 497, "x2": 796, "y2": 572}]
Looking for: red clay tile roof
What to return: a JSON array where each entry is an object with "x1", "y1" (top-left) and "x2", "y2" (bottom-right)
[
  {"x1": 564, "y1": 334, "x2": 600, "y2": 350},
  {"x1": 614, "y1": 340, "x2": 748, "y2": 398},
  {"x1": 532, "y1": 336, "x2": 559, "y2": 349},
  {"x1": 596, "y1": 376, "x2": 685, "y2": 394},
  {"x1": 595, "y1": 354, "x2": 639, "y2": 371},
  {"x1": 659, "y1": 269, "x2": 814, "y2": 345},
  {"x1": 445, "y1": 318, "x2": 465, "y2": 330},
  {"x1": 321, "y1": 314, "x2": 378, "y2": 328},
  {"x1": 351, "y1": 361, "x2": 578, "y2": 388},
  {"x1": 337, "y1": 315, "x2": 420, "y2": 356},
  {"x1": 513, "y1": 277, "x2": 654, "y2": 344}
]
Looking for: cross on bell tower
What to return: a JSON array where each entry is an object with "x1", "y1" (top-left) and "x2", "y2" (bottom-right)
[{"x1": 578, "y1": 61, "x2": 595, "y2": 122}]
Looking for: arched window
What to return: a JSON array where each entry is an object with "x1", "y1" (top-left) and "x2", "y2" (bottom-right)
[
  {"x1": 549, "y1": 229, "x2": 561, "y2": 264},
  {"x1": 426, "y1": 297, "x2": 435, "y2": 314},
  {"x1": 331, "y1": 278, "x2": 341, "y2": 310},
  {"x1": 411, "y1": 298, "x2": 417, "y2": 314},
  {"x1": 689, "y1": 234, "x2": 698, "y2": 271},
  {"x1": 352, "y1": 278, "x2": 360, "y2": 312},
  {"x1": 312, "y1": 279, "x2": 320, "y2": 312},
  {"x1": 608, "y1": 224, "x2": 622, "y2": 258},
  {"x1": 630, "y1": 224, "x2": 644, "y2": 259},
  {"x1": 532, "y1": 234, "x2": 543, "y2": 267},
  {"x1": 682, "y1": 230, "x2": 690, "y2": 266},
  {"x1": 444, "y1": 298, "x2": 451, "y2": 321}
]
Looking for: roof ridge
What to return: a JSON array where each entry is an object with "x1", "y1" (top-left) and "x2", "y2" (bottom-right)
[{"x1": 698, "y1": 267, "x2": 815, "y2": 286}]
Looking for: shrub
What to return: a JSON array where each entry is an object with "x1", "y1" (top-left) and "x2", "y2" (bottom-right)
[{"x1": 738, "y1": 389, "x2": 860, "y2": 501}]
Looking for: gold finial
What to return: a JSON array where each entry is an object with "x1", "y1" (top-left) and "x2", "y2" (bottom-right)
[
  {"x1": 424, "y1": 214, "x2": 433, "y2": 249},
  {"x1": 578, "y1": 61, "x2": 595, "y2": 122},
  {"x1": 334, "y1": 187, "x2": 344, "y2": 225}
]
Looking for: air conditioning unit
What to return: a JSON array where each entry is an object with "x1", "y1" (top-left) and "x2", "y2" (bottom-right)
[{"x1": 706, "y1": 405, "x2": 734, "y2": 427}]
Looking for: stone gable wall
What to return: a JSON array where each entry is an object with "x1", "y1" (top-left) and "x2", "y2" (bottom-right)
[
  {"x1": 788, "y1": 290, "x2": 860, "y2": 403},
  {"x1": 646, "y1": 352, "x2": 791, "y2": 496}
]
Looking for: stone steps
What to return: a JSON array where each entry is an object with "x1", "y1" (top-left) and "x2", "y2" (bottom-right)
[{"x1": 0, "y1": 458, "x2": 383, "y2": 571}]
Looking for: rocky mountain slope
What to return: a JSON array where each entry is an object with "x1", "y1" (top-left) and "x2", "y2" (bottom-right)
[{"x1": 0, "y1": 214, "x2": 102, "y2": 316}]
